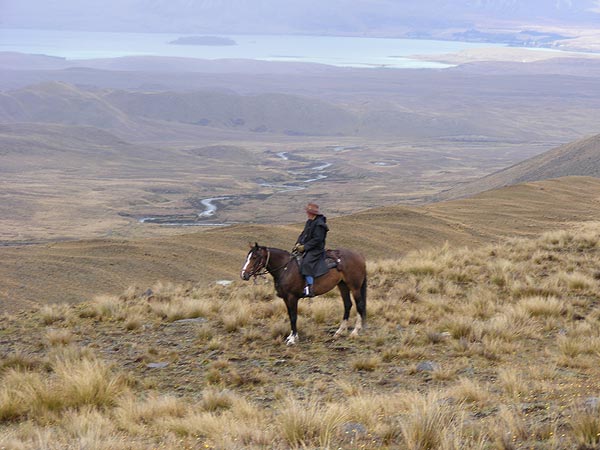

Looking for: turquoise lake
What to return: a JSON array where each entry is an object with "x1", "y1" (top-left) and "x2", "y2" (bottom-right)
[{"x1": 0, "y1": 28, "x2": 517, "y2": 68}]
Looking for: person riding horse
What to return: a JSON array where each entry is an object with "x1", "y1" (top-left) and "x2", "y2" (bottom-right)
[{"x1": 293, "y1": 203, "x2": 329, "y2": 298}]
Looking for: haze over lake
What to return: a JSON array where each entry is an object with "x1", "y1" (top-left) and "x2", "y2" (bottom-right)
[{"x1": 0, "y1": 28, "x2": 515, "y2": 68}]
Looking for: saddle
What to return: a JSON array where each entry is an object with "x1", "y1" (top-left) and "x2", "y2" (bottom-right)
[
  {"x1": 325, "y1": 249, "x2": 343, "y2": 271},
  {"x1": 294, "y1": 249, "x2": 343, "y2": 277}
]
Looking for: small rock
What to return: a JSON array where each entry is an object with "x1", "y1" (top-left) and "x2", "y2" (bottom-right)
[
  {"x1": 584, "y1": 397, "x2": 600, "y2": 411},
  {"x1": 520, "y1": 402, "x2": 546, "y2": 414},
  {"x1": 172, "y1": 317, "x2": 207, "y2": 324},
  {"x1": 146, "y1": 362, "x2": 169, "y2": 369},
  {"x1": 215, "y1": 280, "x2": 233, "y2": 286},
  {"x1": 340, "y1": 422, "x2": 368, "y2": 441},
  {"x1": 416, "y1": 361, "x2": 439, "y2": 372},
  {"x1": 458, "y1": 366, "x2": 475, "y2": 377},
  {"x1": 142, "y1": 289, "x2": 154, "y2": 297}
]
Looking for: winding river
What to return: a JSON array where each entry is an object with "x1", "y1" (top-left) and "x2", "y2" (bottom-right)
[{"x1": 139, "y1": 154, "x2": 332, "y2": 226}]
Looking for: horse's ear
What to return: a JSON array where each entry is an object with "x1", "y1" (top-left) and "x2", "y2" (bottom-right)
[
  {"x1": 254, "y1": 242, "x2": 259, "y2": 248},
  {"x1": 248, "y1": 241, "x2": 254, "y2": 249}
]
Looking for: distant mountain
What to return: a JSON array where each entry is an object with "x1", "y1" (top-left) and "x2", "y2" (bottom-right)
[
  {"x1": 437, "y1": 133, "x2": 600, "y2": 200},
  {"x1": 2, "y1": 0, "x2": 599, "y2": 38}
]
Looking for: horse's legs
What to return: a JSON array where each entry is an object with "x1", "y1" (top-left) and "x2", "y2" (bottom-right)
[
  {"x1": 334, "y1": 282, "x2": 352, "y2": 338},
  {"x1": 284, "y1": 295, "x2": 300, "y2": 345},
  {"x1": 350, "y1": 277, "x2": 367, "y2": 337}
]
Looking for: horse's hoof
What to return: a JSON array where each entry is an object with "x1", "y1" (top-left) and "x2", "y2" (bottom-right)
[{"x1": 285, "y1": 333, "x2": 299, "y2": 346}]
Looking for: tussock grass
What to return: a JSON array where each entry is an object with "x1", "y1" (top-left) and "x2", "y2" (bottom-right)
[
  {"x1": 91, "y1": 294, "x2": 124, "y2": 319},
  {"x1": 0, "y1": 351, "x2": 41, "y2": 373},
  {"x1": 114, "y1": 393, "x2": 187, "y2": 434},
  {"x1": 39, "y1": 303, "x2": 70, "y2": 325},
  {"x1": 568, "y1": 403, "x2": 600, "y2": 449},
  {"x1": 399, "y1": 391, "x2": 466, "y2": 450},
  {"x1": 448, "y1": 377, "x2": 492, "y2": 406},
  {"x1": 517, "y1": 295, "x2": 566, "y2": 318},
  {"x1": 44, "y1": 328, "x2": 74, "y2": 346},
  {"x1": 3, "y1": 224, "x2": 600, "y2": 447},
  {"x1": 352, "y1": 355, "x2": 381, "y2": 371},
  {"x1": 53, "y1": 357, "x2": 130, "y2": 409},
  {"x1": 276, "y1": 396, "x2": 348, "y2": 449}
]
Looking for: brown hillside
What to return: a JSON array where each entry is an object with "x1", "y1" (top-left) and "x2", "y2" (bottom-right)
[
  {"x1": 0, "y1": 82, "x2": 359, "y2": 137},
  {"x1": 0, "y1": 82, "x2": 134, "y2": 129},
  {"x1": 438, "y1": 133, "x2": 600, "y2": 200},
  {"x1": 2, "y1": 176, "x2": 600, "y2": 313}
]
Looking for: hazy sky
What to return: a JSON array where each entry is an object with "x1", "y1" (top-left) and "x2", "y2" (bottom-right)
[{"x1": 1, "y1": 0, "x2": 599, "y2": 35}]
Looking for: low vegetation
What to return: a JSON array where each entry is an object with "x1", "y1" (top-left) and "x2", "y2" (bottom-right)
[{"x1": 3, "y1": 223, "x2": 600, "y2": 448}]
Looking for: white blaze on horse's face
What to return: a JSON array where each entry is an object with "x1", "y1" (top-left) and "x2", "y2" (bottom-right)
[{"x1": 241, "y1": 251, "x2": 253, "y2": 280}]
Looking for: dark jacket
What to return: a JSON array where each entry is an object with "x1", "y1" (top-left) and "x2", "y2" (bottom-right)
[{"x1": 297, "y1": 214, "x2": 329, "y2": 278}]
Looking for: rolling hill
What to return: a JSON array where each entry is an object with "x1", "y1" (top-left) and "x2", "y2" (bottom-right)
[
  {"x1": 0, "y1": 81, "x2": 488, "y2": 139},
  {"x1": 438, "y1": 133, "x2": 600, "y2": 200},
  {"x1": 2, "y1": 176, "x2": 600, "y2": 313},
  {"x1": 0, "y1": 81, "x2": 360, "y2": 138}
]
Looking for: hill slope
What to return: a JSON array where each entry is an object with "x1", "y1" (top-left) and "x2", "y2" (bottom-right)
[
  {"x1": 0, "y1": 82, "x2": 360, "y2": 137},
  {"x1": 2, "y1": 221, "x2": 600, "y2": 448},
  {"x1": 438, "y1": 133, "x2": 600, "y2": 200},
  {"x1": 2, "y1": 176, "x2": 600, "y2": 312}
]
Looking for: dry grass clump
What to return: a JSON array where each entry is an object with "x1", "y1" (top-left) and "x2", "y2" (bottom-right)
[
  {"x1": 0, "y1": 354, "x2": 129, "y2": 423},
  {"x1": 220, "y1": 299, "x2": 252, "y2": 332},
  {"x1": 568, "y1": 401, "x2": 600, "y2": 449},
  {"x1": 44, "y1": 328, "x2": 74, "y2": 346},
  {"x1": 517, "y1": 295, "x2": 566, "y2": 318},
  {"x1": 398, "y1": 391, "x2": 473, "y2": 450},
  {"x1": 39, "y1": 303, "x2": 71, "y2": 325},
  {"x1": 352, "y1": 355, "x2": 381, "y2": 371},
  {"x1": 496, "y1": 368, "x2": 529, "y2": 400},
  {"x1": 149, "y1": 296, "x2": 210, "y2": 322},
  {"x1": 276, "y1": 396, "x2": 348, "y2": 449},
  {"x1": 114, "y1": 393, "x2": 187, "y2": 434},
  {"x1": 0, "y1": 351, "x2": 41, "y2": 373},
  {"x1": 447, "y1": 377, "x2": 492, "y2": 406}
]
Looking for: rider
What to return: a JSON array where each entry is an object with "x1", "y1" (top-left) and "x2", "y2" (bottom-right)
[{"x1": 293, "y1": 202, "x2": 329, "y2": 298}]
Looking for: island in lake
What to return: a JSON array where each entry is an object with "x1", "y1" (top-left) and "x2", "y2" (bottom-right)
[{"x1": 168, "y1": 36, "x2": 237, "y2": 46}]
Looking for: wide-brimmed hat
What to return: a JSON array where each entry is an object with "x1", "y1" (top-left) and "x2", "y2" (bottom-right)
[{"x1": 305, "y1": 203, "x2": 320, "y2": 214}]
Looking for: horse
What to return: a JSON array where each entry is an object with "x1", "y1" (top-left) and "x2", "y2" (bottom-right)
[{"x1": 240, "y1": 243, "x2": 367, "y2": 345}]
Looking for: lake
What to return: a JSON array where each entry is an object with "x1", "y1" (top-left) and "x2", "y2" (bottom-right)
[{"x1": 0, "y1": 28, "x2": 512, "y2": 69}]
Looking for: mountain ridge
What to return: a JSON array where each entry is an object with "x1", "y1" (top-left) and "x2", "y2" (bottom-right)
[{"x1": 438, "y1": 133, "x2": 600, "y2": 201}]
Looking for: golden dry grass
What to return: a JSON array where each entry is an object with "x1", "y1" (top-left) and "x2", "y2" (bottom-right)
[{"x1": 3, "y1": 223, "x2": 600, "y2": 448}]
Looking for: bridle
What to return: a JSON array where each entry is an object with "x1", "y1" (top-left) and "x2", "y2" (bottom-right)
[
  {"x1": 247, "y1": 247, "x2": 271, "y2": 278},
  {"x1": 245, "y1": 247, "x2": 293, "y2": 279}
]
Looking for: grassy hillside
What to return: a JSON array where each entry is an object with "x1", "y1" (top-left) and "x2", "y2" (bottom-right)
[
  {"x1": 438, "y1": 133, "x2": 600, "y2": 200},
  {"x1": 3, "y1": 222, "x2": 600, "y2": 448},
  {"x1": 3, "y1": 176, "x2": 600, "y2": 314}
]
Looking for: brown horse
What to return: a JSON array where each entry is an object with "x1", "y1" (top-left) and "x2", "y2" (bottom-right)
[{"x1": 241, "y1": 243, "x2": 367, "y2": 345}]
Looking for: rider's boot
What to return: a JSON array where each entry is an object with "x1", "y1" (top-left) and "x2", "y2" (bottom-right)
[{"x1": 303, "y1": 284, "x2": 315, "y2": 298}]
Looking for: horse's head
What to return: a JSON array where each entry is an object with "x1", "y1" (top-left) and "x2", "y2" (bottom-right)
[{"x1": 240, "y1": 242, "x2": 269, "y2": 281}]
